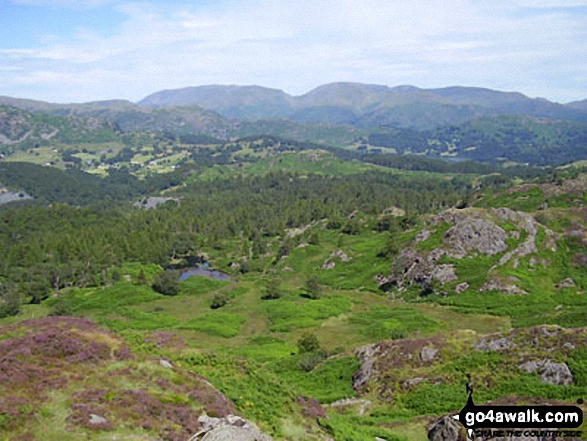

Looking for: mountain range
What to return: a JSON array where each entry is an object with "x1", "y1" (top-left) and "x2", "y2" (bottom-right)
[
  {"x1": 137, "y1": 82, "x2": 587, "y2": 130},
  {"x1": 1, "y1": 82, "x2": 587, "y2": 165}
]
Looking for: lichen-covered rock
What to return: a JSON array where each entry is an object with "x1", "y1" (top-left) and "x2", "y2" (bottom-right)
[
  {"x1": 556, "y1": 278, "x2": 576, "y2": 289},
  {"x1": 427, "y1": 415, "x2": 467, "y2": 441},
  {"x1": 475, "y1": 337, "x2": 517, "y2": 352},
  {"x1": 519, "y1": 359, "x2": 574, "y2": 386},
  {"x1": 480, "y1": 278, "x2": 527, "y2": 295},
  {"x1": 352, "y1": 344, "x2": 381, "y2": 391},
  {"x1": 443, "y1": 215, "x2": 508, "y2": 256},
  {"x1": 191, "y1": 414, "x2": 273, "y2": 441},
  {"x1": 420, "y1": 347, "x2": 439, "y2": 363}
]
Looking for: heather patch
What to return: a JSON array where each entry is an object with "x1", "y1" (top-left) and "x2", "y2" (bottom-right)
[{"x1": 68, "y1": 388, "x2": 201, "y2": 440}]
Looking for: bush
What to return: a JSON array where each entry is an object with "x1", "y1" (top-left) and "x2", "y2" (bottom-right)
[
  {"x1": 211, "y1": 293, "x2": 228, "y2": 309},
  {"x1": 262, "y1": 277, "x2": 283, "y2": 300},
  {"x1": 0, "y1": 298, "x2": 21, "y2": 318},
  {"x1": 152, "y1": 270, "x2": 180, "y2": 296},
  {"x1": 303, "y1": 276, "x2": 322, "y2": 300},
  {"x1": 299, "y1": 351, "x2": 328, "y2": 372},
  {"x1": 297, "y1": 332, "x2": 320, "y2": 354}
]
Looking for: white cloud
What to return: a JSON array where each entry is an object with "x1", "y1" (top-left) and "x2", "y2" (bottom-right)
[
  {"x1": 2, "y1": 0, "x2": 586, "y2": 102},
  {"x1": 13, "y1": 0, "x2": 117, "y2": 7}
]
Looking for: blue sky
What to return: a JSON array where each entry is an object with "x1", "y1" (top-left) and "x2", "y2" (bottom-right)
[{"x1": 0, "y1": 0, "x2": 586, "y2": 103}]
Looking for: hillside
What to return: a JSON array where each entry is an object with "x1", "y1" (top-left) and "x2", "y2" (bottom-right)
[
  {"x1": 0, "y1": 148, "x2": 586, "y2": 440},
  {"x1": 0, "y1": 105, "x2": 120, "y2": 149}
]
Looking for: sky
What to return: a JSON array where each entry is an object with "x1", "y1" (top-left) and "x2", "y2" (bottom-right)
[{"x1": 0, "y1": 0, "x2": 586, "y2": 104}]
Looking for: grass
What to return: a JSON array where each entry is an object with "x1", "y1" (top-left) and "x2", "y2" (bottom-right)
[
  {"x1": 270, "y1": 356, "x2": 360, "y2": 403},
  {"x1": 263, "y1": 295, "x2": 352, "y2": 332},
  {"x1": 3, "y1": 171, "x2": 586, "y2": 440},
  {"x1": 348, "y1": 305, "x2": 444, "y2": 341},
  {"x1": 179, "y1": 312, "x2": 246, "y2": 338}
]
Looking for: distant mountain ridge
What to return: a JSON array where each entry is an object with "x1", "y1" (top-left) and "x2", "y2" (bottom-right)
[
  {"x1": 2, "y1": 83, "x2": 587, "y2": 166},
  {"x1": 138, "y1": 82, "x2": 587, "y2": 130}
]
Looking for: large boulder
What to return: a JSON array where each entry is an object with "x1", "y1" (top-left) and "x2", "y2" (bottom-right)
[
  {"x1": 428, "y1": 415, "x2": 468, "y2": 441},
  {"x1": 191, "y1": 414, "x2": 273, "y2": 441},
  {"x1": 519, "y1": 359, "x2": 574, "y2": 386}
]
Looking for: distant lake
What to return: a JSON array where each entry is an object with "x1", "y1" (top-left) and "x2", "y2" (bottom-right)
[{"x1": 179, "y1": 267, "x2": 232, "y2": 282}]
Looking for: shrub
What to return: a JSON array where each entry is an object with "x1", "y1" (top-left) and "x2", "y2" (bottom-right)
[
  {"x1": 297, "y1": 332, "x2": 320, "y2": 354},
  {"x1": 152, "y1": 270, "x2": 180, "y2": 296},
  {"x1": 262, "y1": 276, "x2": 283, "y2": 300},
  {"x1": 210, "y1": 293, "x2": 228, "y2": 309},
  {"x1": 303, "y1": 276, "x2": 322, "y2": 300}
]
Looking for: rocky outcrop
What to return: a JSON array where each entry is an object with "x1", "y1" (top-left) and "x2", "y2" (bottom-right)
[
  {"x1": 0, "y1": 189, "x2": 33, "y2": 205},
  {"x1": 443, "y1": 214, "x2": 509, "y2": 256},
  {"x1": 325, "y1": 398, "x2": 371, "y2": 416},
  {"x1": 556, "y1": 278, "x2": 576, "y2": 289},
  {"x1": 519, "y1": 359, "x2": 574, "y2": 386},
  {"x1": 353, "y1": 337, "x2": 444, "y2": 393},
  {"x1": 420, "y1": 347, "x2": 439, "y2": 363},
  {"x1": 475, "y1": 337, "x2": 517, "y2": 352},
  {"x1": 480, "y1": 278, "x2": 527, "y2": 295},
  {"x1": 428, "y1": 415, "x2": 467, "y2": 441},
  {"x1": 322, "y1": 249, "x2": 351, "y2": 269},
  {"x1": 387, "y1": 207, "x2": 559, "y2": 295},
  {"x1": 133, "y1": 196, "x2": 179, "y2": 209},
  {"x1": 190, "y1": 414, "x2": 273, "y2": 441}
]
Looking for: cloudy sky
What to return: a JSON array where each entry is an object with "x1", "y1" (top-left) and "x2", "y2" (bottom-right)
[{"x1": 0, "y1": 0, "x2": 586, "y2": 103}]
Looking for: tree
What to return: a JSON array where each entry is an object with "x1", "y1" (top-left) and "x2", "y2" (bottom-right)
[
  {"x1": 303, "y1": 276, "x2": 322, "y2": 300},
  {"x1": 211, "y1": 293, "x2": 228, "y2": 309},
  {"x1": 137, "y1": 269, "x2": 147, "y2": 285},
  {"x1": 262, "y1": 276, "x2": 283, "y2": 300},
  {"x1": 297, "y1": 331, "x2": 320, "y2": 354},
  {"x1": 152, "y1": 270, "x2": 180, "y2": 296},
  {"x1": 377, "y1": 231, "x2": 399, "y2": 259}
]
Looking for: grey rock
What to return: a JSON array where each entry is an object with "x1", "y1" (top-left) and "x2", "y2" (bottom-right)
[
  {"x1": 519, "y1": 359, "x2": 573, "y2": 386},
  {"x1": 455, "y1": 282, "x2": 470, "y2": 294},
  {"x1": 556, "y1": 278, "x2": 576, "y2": 289},
  {"x1": 353, "y1": 344, "x2": 381, "y2": 390},
  {"x1": 326, "y1": 398, "x2": 371, "y2": 415},
  {"x1": 332, "y1": 249, "x2": 351, "y2": 262},
  {"x1": 480, "y1": 279, "x2": 526, "y2": 295},
  {"x1": 475, "y1": 337, "x2": 517, "y2": 352},
  {"x1": 159, "y1": 359, "x2": 173, "y2": 369},
  {"x1": 564, "y1": 342, "x2": 576, "y2": 350},
  {"x1": 444, "y1": 216, "x2": 508, "y2": 255},
  {"x1": 420, "y1": 347, "x2": 439, "y2": 363},
  {"x1": 133, "y1": 196, "x2": 179, "y2": 209},
  {"x1": 321, "y1": 261, "x2": 335, "y2": 270},
  {"x1": 192, "y1": 414, "x2": 273, "y2": 441},
  {"x1": 88, "y1": 414, "x2": 108, "y2": 426},
  {"x1": 416, "y1": 229, "x2": 431, "y2": 242},
  {"x1": 431, "y1": 265, "x2": 457, "y2": 284},
  {"x1": 428, "y1": 415, "x2": 467, "y2": 441},
  {"x1": 402, "y1": 377, "x2": 425, "y2": 388},
  {"x1": 0, "y1": 190, "x2": 33, "y2": 205}
]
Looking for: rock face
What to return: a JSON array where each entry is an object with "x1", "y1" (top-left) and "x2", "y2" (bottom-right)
[
  {"x1": 353, "y1": 337, "x2": 444, "y2": 394},
  {"x1": 443, "y1": 215, "x2": 509, "y2": 256},
  {"x1": 386, "y1": 207, "x2": 559, "y2": 295},
  {"x1": 0, "y1": 189, "x2": 33, "y2": 205},
  {"x1": 427, "y1": 415, "x2": 467, "y2": 441},
  {"x1": 190, "y1": 414, "x2": 273, "y2": 441},
  {"x1": 519, "y1": 359, "x2": 574, "y2": 386},
  {"x1": 475, "y1": 337, "x2": 517, "y2": 352}
]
